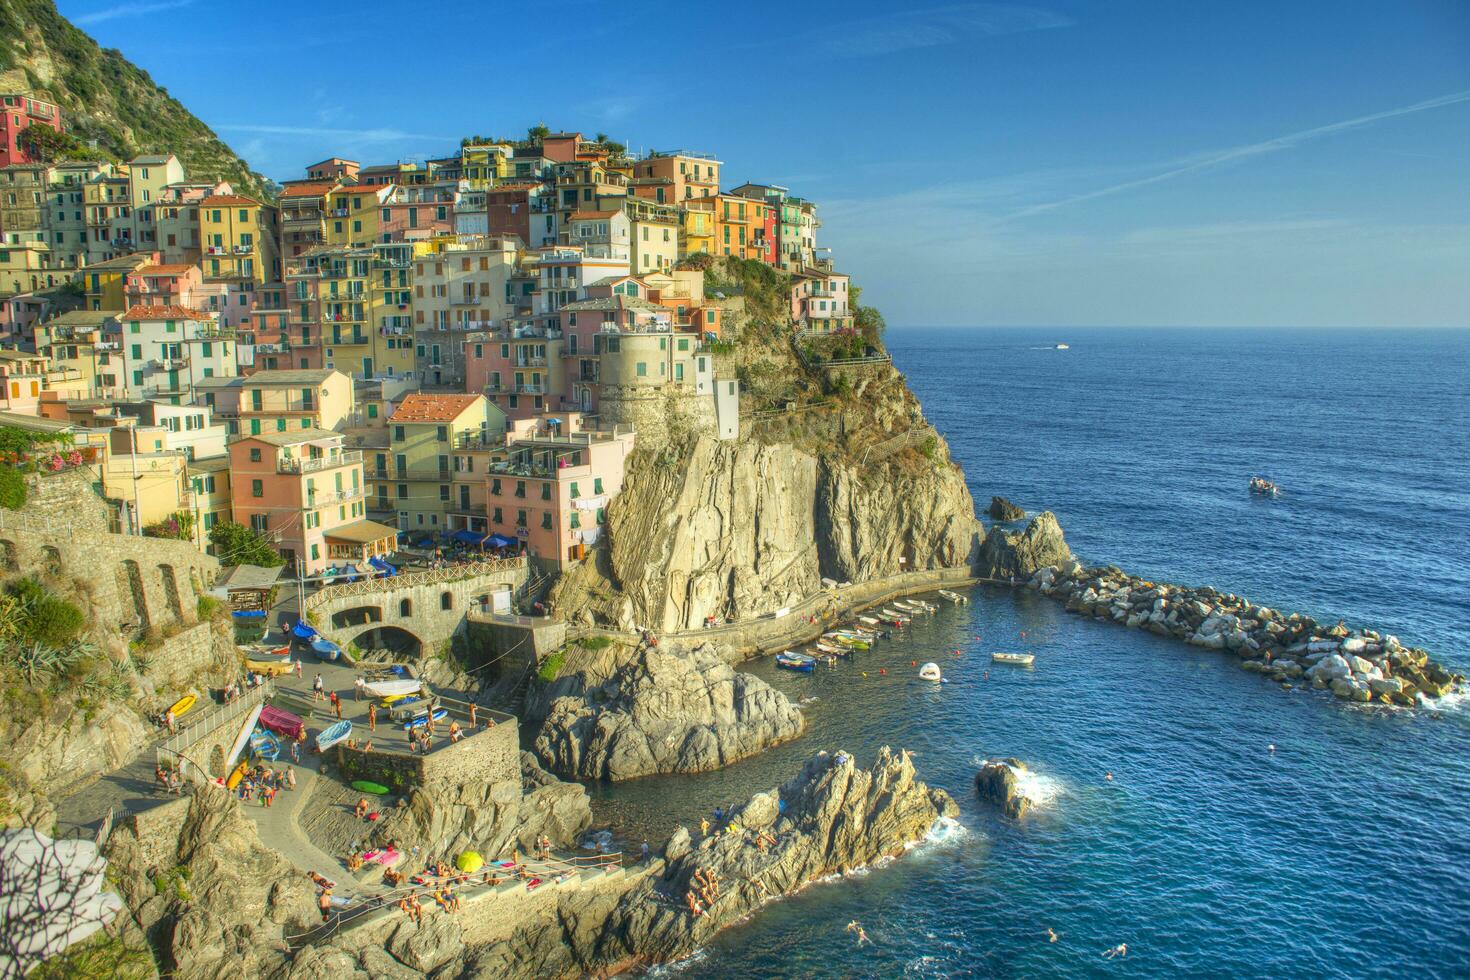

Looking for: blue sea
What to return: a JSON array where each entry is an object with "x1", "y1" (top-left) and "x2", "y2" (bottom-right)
[{"x1": 593, "y1": 327, "x2": 1470, "y2": 978}]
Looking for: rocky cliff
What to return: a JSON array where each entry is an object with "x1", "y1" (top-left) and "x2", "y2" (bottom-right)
[
  {"x1": 551, "y1": 267, "x2": 981, "y2": 632},
  {"x1": 533, "y1": 644, "x2": 804, "y2": 781},
  {"x1": 976, "y1": 510, "x2": 1071, "y2": 580}
]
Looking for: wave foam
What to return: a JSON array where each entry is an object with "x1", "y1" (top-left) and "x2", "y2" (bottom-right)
[{"x1": 970, "y1": 756, "x2": 1066, "y2": 811}]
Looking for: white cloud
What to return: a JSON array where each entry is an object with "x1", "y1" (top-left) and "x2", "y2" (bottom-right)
[
  {"x1": 1000, "y1": 89, "x2": 1470, "y2": 223},
  {"x1": 74, "y1": 0, "x2": 192, "y2": 26}
]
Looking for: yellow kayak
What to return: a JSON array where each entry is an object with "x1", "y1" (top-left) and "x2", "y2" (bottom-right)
[
  {"x1": 244, "y1": 657, "x2": 296, "y2": 676},
  {"x1": 169, "y1": 694, "x2": 197, "y2": 718},
  {"x1": 225, "y1": 760, "x2": 249, "y2": 790}
]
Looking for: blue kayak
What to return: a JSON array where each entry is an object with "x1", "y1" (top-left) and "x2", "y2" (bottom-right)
[
  {"x1": 292, "y1": 620, "x2": 318, "y2": 640},
  {"x1": 249, "y1": 729, "x2": 281, "y2": 761},
  {"x1": 402, "y1": 706, "x2": 447, "y2": 731},
  {"x1": 316, "y1": 720, "x2": 352, "y2": 752}
]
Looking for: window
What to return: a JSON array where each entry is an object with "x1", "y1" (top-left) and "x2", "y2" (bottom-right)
[
  {"x1": 492, "y1": 506, "x2": 503, "y2": 524},
  {"x1": 249, "y1": 447, "x2": 262, "y2": 462},
  {"x1": 393, "y1": 425, "x2": 404, "y2": 441},
  {"x1": 540, "y1": 483, "x2": 551, "y2": 501},
  {"x1": 399, "y1": 598, "x2": 412, "y2": 617},
  {"x1": 130, "y1": 344, "x2": 141, "y2": 360},
  {"x1": 515, "y1": 480, "x2": 526, "y2": 498},
  {"x1": 596, "y1": 507, "x2": 606, "y2": 525},
  {"x1": 439, "y1": 485, "x2": 450, "y2": 502},
  {"x1": 251, "y1": 479, "x2": 263, "y2": 497},
  {"x1": 397, "y1": 484, "x2": 408, "y2": 499},
  {"x1": 436, "y1": 425, "x2": 448, "y2": 442},
  {"x1": 570, "y1": 481, "x2": 580, "y2": 499},
  {"x1": 516, "y1": 509, "x2": 527, "y2": 527},
  {"x1": 594, "y1": 477, "x2": 604, "y2": 494},
  {"x1": 541, "y1": 512, "x2": 553, "y2": 530},
  {"x1": 570, "y1": 512, "x2": 581, "y2": 530},
  {"x1": 440, "y1": 592, "x2": 453, "y2": 610},
  {"x1": 636, "y1": 362, "x2": 647, "y2": 377}
]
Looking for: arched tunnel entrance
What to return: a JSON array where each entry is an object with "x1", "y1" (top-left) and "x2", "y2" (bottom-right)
[{"x1": 345, "y1": 625, "x2": 424, "y2": 660}]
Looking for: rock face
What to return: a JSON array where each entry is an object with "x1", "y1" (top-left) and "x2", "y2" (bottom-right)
[
  {"x1": 976, "y1": 511, "x2": 1071, "y2": 580},
  {"x1": 988, "y1": 496, "x2": 1027, "y2": 521},
  {"x1": 465, "y1": 747, "x2": 957, "y2": 977},
  {"x1": 534, "y1": 645, "x2": 804, "y2": 781},
  {"x1": 1024, "y1": 563, "x2": 1465, "y2": 706},
  {"x1": 105, "y1": 789, "x2": 318, "y2": 979},
  {"x1": 391, "y1": 752, "x2": 592, "y2": 864},
  {"x1": 975, "y1": 758, "x2": 1031, "y2": 818},
  {"x1": 551, "y1": 431, "x2": 979, "y2": 632}
]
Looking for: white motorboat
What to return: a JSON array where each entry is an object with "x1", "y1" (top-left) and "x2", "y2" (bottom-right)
[
  {"x1": 937, "y1": 590, "x2": 969, "y2": 605},
  {"x1": 918, "y1": 662, "x2": 943, "y2": 682},
  {"x1": 991, "y1": 652, "x2": 1035, "y2": 666}
]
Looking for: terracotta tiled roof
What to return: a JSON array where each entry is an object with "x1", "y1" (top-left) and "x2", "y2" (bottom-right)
[
  {"x1": 279, "y1": 182, "x2": 338, "y2": 198},
  {"x1": 134, "y1": 263, "x2": 195, "y2": 276},
  {"x1": 122, "y1": 304, "x2": 211, "y2": 320},
  {"x1": 201, "y1": 194, "x2": 261, "y2": 207},
  {"x1": 391, "y1": 393, "x2": 483, "y2": 423}
]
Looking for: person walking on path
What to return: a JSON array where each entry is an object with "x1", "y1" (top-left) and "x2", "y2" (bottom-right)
[
  {"x1": 354, "y1": 677, "x2": 365, "y2": 701},
  {"x1": 330, "y1": 691, "x2": 342, "y2": 720},
  {"x1": 368, "y1": 703, "x2": 377, "y2": 732},
  {"x1": 294, "y1": 659, "x2": 303, "y2": 678},
  {"x1": 290, "y1": 738, "x2": 301, "y2": 763},
  {"x1": 313, "y1": 674, "x2": 324, "y2": 701}
]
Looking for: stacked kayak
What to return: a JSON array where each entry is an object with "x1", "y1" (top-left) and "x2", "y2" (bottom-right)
[
  {"x1": 316, "y1": 720, "x2": 352, "y2": 752},
  {"x1": 402, "y1": 706, "x2": 447, "y2": 731}
]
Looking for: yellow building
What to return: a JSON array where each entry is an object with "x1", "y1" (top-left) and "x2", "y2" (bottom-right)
[
  {"x1": 368, "y1": 241, "x2": 417, "y2": 378},
  {"x1": 200, "y1": 194, "x2": 280, "y2": 286},
  {"x1": 187, "y1": 455, "x2": 232, "y2": 546},
  {"x1": 680, "y1": 200, "x2": 716, "y2": 257},
  {"x1": 377, "y1": 392, "x2": 503, "y2": 531},
  {"x1": 459, "y1": 143, "x2": 513, "y2": 186},
  {"x1": 32, "y1": 309, "x2": 124, "y2": 398},
  {"x1": 325, "y1": 184, "x2": 393, "y2": 248},
  {"x1": 82, "y1": 253, "x2": 149, "y2": 311}
]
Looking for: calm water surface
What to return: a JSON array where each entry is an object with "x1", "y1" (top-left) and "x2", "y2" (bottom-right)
[{"x1": 590, "y1": 328, "x2": 1470, "y2": 978}]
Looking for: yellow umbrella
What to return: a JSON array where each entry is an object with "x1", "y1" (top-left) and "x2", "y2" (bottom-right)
[{"x1": 455, "y1": 851, "x2": 483, "y2": 873}]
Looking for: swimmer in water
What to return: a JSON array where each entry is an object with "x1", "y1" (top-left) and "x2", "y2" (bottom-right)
[
  {"x1": 1268, "y1": 744, "x2": 1276, "y2": 753},
  {"x1": 848, "y1": 921, "x2": 871, "y2": 945},
  {"x1": 1047, "y1": 928, "x2": 1059, "y2": 943},
  {"x1": 1105, "y1": 772, "x2": 1114, "y2": 781},
  {"x1": 1103, "y1": 943, "x2": 1127, "y2": 959}
]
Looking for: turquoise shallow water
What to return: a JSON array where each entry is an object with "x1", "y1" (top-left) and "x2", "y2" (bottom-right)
[{"x1": 591, "y1": 327, "x2": 1470, "y2": 978}]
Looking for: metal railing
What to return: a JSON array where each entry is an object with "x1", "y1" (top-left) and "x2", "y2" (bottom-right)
[
  {"x1": 279, "y1": 450, "x2": 362, "y2": 474},
  {"x1": 156, "y1": 681, "x2": 275, "y2": 778}
]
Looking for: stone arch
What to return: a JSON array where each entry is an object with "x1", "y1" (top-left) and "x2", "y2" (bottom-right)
[
  {"x1": 342, "y1": 624, "x2": 423, "y2": 659},
  {"x1": 41, "y1": 545, "x2": 63, "y2": 577},
  {"x1": 119, "y1": 560, "x2": 148, "y2": 631},
  {"x1": 330, "y1": 605, "x2": 383, "y2": 630},
  {"x1": 399, "y1": 598, "x2": 413, "y2": 618},
  {"x1": 208, "y1": 743, "x2": 226, "y2": 779},
  {"x1": 440, "y1": 591, "x2": 453, "y2": 611},
  {"x1": 158, "y1": 564, "x2": 184, "y2": 622},
  {"x1": 0, "y1": 540, "x2": 16, "y2": 572}
]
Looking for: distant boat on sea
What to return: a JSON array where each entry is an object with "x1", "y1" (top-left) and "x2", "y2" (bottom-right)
[{"x1": 1054, "y1": 343, "x2": 1070, "y2": 350}]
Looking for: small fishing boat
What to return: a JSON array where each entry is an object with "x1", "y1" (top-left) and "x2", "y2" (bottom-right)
[
  {"x1": 918, "y1": 662, "x2": 943, "y2": 682},
  {"x1": 878, "y1": 609, "x2": 908, "y2": 625},
  {"x1": 859, "y1": 616, "x2": 880, "y2": 626},
  {"x1": 775, "y1": 651, "x2": 816, "y2": 672},
  {"x1": 309, "y1": 636, "x2": 342, "y2": 662},
  {"x1": 225, "y1": 760, "x2": 249, "y2": 790},
  {"x1": 1249, "y1": 476, "x2": 1280, "y2": 496},
  {"x1": 815, "y1": 641, "x2": 846, "y2": 656},
  {"x1": 364, "y1": 678, "x2": 421, "y2": 699},
  {"x1": 938, "y1": 590, "x2": 969, "y2": 605},
  {"x1": 242, "y1": 643, "x2": 291, "y2": 661},
  {"x1": 824, "y1": 632, "x2": 869, "y2": 650},
  {"x1": 991, "y1": 652, "x2": 1036, "y2": 666},
  {"x1": 249, "y1": 729, "x2": 281, "y2": 761},
  {"x1": 1054, "y1": 343, "x2": 1070, "y2": 350},
  {"x1": 402, "y1": 707, "x2": 448, "y2": 731},
  {"x1": 316, "y1": 720, "x2": 352, "y2": 752},
  {"x1": 291, "y1": 620, "x2": 319, "y2": 641},
  {"x1": 243, "y1": 657, "x2": 296, "y2": 677}
]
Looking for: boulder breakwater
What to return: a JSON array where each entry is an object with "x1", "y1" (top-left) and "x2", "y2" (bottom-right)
[{"x1": 1024, "y1": 560, "x2": 1464, "y2": 706}]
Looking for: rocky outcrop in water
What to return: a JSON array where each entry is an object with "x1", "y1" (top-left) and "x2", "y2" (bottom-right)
[
  {"x1": 976, "y1": 511, "x2": 1071, "y2": 580},
  {"x1": 105, "y1": 789, "x2": 316, "y2": 979},
  {"x1": 988, "y1": 496, "x2": 1026, "y2": 521},
  {"x1": 460, "y1": 747, "x2": 957, "y2": 977},
  {"x1": 975, "y1": 758, "x2": 1031, "y2": 818},
  {"x1": 533, "y1": 645, "x2": 804, "y2": 781},
  {"x1": 1026, "y1": 563, "x2": 1465, "y2": 704}
]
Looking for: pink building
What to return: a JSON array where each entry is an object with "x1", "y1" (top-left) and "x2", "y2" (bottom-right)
[
  {"x1": 790, "y1": 269, "x2": 852, "y2": 333},
  {"x1": 482, "y1": 412, "x2": 635, "y2": 568},
  {"x1": 0, "y1": 94, "x2": 62, "y2": 168},
  {"x1": 381, "y1": 186, "x2": 454, "y2": 241},
  {"x1": 227, "y1": 428, "x2": 395, "y2": 574},
  {"x1": 124, "y1": 263, "x2": 204, "y2": 308}
]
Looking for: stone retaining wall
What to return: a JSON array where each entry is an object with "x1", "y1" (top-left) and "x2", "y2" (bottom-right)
[
  {"x1": 335, "y1": 719, "x2": 519, "y2": 793},
  {"x1": 109, "y1": 795, "x2": 191, "y2": 872}
]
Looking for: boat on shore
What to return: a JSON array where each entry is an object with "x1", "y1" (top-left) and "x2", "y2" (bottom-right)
[
  {"x1": 316, "y1": 720, "x2": 352, "y2": 752},
  {"x1": 992, "y1": 652, "x2": 1035, "y2": 666},
  {"x1": 776, "y1": 651, "x2": 816, "y2": 672}
]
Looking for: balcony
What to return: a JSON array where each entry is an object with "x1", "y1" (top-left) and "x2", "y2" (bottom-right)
[
  {"x1": 514, "y1": 356, "x2": 548, "y2": 368},
  {"x1": 150, "y1": 356, "x2": 188, "y2": 370},
  {"x1": 232, "y1": 244, "x2": 254, "y2": 255},
  {"x1": 252, "y1": 397, "x2": 316, "y2": 414},
  {"x1": 330, "y1": 208, "x2": 349, "y2": 217},
  {"x1": 278, "y1": 450, "x2": 361, "y2": 474},
  {"x1": 305, "y1": 486, "x2": 363, "y2": 508}
]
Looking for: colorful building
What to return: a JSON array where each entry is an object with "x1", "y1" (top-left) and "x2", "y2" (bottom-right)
[
  {"x1": 375, "y1": 392, "x2": 503, "y2": 531},
  {"x1": 118, "y1": 304, "x2": 234, "y2": 401},
  {"x1": 630, "y1": 151, "x2": 720, "y2": 203},
  {"x1": 0, "y1": 94, "x2": 62, "y2": 168},
  {"x1": 200, "y1": 194, "x2": 279, "y2": 286},
  {"x1": 227, "y1": 429, "x2": 391, "y2": 574},
  {"x1": 410, "y1": 236, "x2": 516, "y2": 386},
  {"x1": 790, "y1": 269, "x2": 853, "y2": 333},
  {"x1": 238, "y1": 367, "x2": 353, "y2": 435}
]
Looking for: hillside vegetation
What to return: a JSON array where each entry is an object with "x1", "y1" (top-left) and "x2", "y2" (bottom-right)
[{"x1": 0, "y1": 0, "x2": 273, "y2": 198}]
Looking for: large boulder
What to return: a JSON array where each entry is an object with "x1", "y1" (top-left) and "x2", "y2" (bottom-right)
[
  {"x1": 987, "y1": 496, "x2": 1026, "y2": 521},
  {"x1": 975, "y1": 758, "x2": 1031, "y2": 818},
  {"x1": 976, "y1": 511, "x2": 1071, "y2": 580},
  {"x1": 533, "y1": 645, "x2": 805, "y2": 781}
]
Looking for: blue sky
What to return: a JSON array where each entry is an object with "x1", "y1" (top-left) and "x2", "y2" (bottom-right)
[{"x1": 60, "y1": 0, "x2": 1470, "y2": 327}]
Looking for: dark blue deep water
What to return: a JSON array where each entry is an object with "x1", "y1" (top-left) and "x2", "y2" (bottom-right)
[{"x1": 595, "y1": 328, "x2": 1470, "y2": 978}]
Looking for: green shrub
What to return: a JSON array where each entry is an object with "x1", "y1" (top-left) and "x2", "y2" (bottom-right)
[
  {"x1": 208, "y1": 521, "x2": 284, "y2": 567},
  {"x1": 580, "y1": 635, "x2": 612, "y2": 651},
  {"x1": 7, "y1": 578, "x2": 84, "y2": 647},
  {"x1": 196, "y1": 595, "x2": 223, "y2": 620},
  {"x1": 537, "y1": 651, "x2": 566, "y2": 683},
  {"x1": 0, "y1": 466, "x2": 25, "y2": 510}
]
